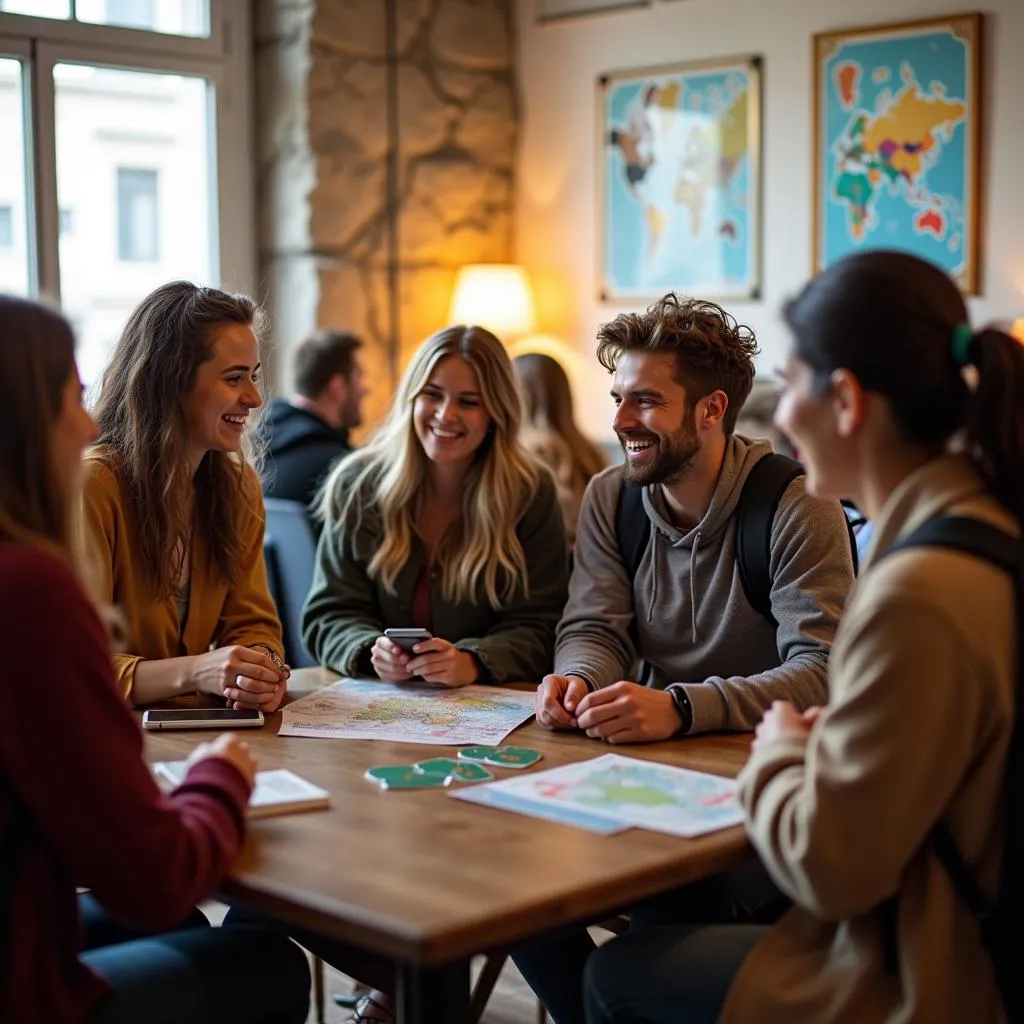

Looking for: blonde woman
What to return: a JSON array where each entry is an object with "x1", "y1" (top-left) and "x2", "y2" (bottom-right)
[
  {"x1": 82, "y1": 282, "x2": 288, "y2": 709},
  {"x1": 303, "y1": 325, "x2": 569, "y2": 690},
  {"x1": 513, "y1": 352, "x2": 607, "y2": 545}
]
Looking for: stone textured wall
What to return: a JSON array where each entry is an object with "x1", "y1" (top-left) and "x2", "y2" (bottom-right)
[{"x1": 255, "y1": 0, "x2": 517, "y2": 426}]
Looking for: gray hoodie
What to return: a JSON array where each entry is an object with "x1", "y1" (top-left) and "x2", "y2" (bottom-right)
[{"x1": 555, "y1": 435, "x2": 855, "y2": 733}]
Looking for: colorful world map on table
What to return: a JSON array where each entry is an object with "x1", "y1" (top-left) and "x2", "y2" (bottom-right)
[
  {"x1": 815, "y1": 20, "x2": 979, "y2": 289},
  {"x1": 600, "y1": 59, "x2": 760, "y2": 300}
]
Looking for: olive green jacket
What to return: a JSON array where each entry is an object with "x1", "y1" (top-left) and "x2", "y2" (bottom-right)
[{"x1": 301, "y1": 463, "x2": 569, "y2": 683}]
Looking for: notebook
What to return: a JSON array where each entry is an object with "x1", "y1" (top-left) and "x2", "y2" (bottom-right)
[{"x1": 153, "y1": 760, "x2": 331, "y2": 820}]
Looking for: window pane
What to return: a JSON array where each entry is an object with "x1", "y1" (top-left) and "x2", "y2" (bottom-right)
[
  {"x1": 54, "y1": 63, "x2": 216, "y2": 384},
  {"x1": 0, "y1": 0, "x2": 71, "y2": 18},
  {"x1": 117, "y1": 168, "x2": 159, "y2": 261},
  {"x1": 0, "y1": 58, "x2": 32, "y2": 296},
  {"x1": 75, "y1": 0, "x2": 209, "y2": 37}
]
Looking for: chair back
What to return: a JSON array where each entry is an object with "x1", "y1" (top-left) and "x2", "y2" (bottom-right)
[{"x1": 263, "y1": 498, "x2": 318, "y2": 668}]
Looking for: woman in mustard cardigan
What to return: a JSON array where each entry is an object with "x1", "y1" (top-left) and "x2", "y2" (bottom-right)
[{"x1": 82, "y1": 282, "x2": 288, "y2": 709}]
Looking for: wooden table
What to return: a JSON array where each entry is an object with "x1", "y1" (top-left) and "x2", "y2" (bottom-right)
[{"x1": 143, "y1": 668, "x2": 753, "y2": 1024}]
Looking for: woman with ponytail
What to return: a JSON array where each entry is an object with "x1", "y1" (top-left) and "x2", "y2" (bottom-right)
[{"x1": 584, "y1": 250, "x2": 1024, "y2": 1024}]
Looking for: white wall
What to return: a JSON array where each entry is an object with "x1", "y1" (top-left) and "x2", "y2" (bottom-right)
[{"x1": 514, "y1": 0, "x2": 1024, "y2": 440}]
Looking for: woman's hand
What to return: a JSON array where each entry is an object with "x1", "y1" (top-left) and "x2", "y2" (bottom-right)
[
  {"x1": 406, "y1": 638, "x2": 479, "y2": 688},
  {"x1": 370, "y1": 636, "x2": 415, "y2": 682},
  {"x1": 186, "y1": 732, "x2": 257, "y2": 789},
  {"x1": 190, "y1": 646, "x2": 287, "y2": 712},
  {"x1": 752, "y1": 701, "x2": 821, "y2": 752}
]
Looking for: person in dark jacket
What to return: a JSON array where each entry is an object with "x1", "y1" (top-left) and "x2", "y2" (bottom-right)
[{"x1": 261, "y1": 329, "x2": 367, "y2": 509}]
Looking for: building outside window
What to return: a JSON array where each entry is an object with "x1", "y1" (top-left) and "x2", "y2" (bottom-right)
[
  {"x1": 117, "y1": 168, "x2": 159, "y2": 262},
  {"x1": 0, "y1": 204, "x2": 12, "y2": 248}
]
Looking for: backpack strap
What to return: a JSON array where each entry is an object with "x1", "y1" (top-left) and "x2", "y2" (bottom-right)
[
  {"x1": 876, "y1": 516, "x2": 1023, "y2": 1003},
  {"x1": 736, "y1": 453, "x2": 804, "y2": 625},
  {"x1": 615, "y1": 481, "x2": 650, "y2": 581}
]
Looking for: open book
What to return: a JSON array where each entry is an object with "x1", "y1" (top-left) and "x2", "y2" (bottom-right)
[{"x1": 153, "y1": 760, "x2": 331, "y2": 820}]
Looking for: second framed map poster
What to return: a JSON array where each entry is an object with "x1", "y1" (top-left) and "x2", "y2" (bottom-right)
[
  {"x1": 598, "y1": 56, "x2": 762, "y2": 302},
  {"x1": 813, "y1": 14, "x2": 982, "y2": 292}
]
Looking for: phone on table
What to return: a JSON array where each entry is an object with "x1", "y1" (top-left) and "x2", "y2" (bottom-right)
[
  {"x1": 141, "y1": 708, "x2": 265, "y2": 731},
  {"x1": 383, "y1": 628, "x2": 433, "y2": 653}
]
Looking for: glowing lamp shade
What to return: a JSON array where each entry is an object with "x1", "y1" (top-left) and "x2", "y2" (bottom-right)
[
  {"x1": 449, "y1": 264, "x2": 536, "y2": 340},
  {"x1": 1011, "y1": 319, "x2": 1024, "y2": 345}
]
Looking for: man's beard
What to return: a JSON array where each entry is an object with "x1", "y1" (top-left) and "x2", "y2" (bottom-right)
[{"x1": 620, "y1": 411, "x2": 701, "y2": 487}]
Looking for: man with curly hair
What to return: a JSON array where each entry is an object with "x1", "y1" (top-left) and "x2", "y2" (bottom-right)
[{"x1": 517, "y1": 294, "x2": 856, "y2": 1024}]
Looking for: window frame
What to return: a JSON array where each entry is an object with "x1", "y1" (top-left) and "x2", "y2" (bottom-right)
[{"x1": 0, "y1": 0, "x2": 254, "y2": 306}]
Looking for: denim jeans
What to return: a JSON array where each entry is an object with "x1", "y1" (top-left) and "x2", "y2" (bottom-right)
[
  {"x1": 512, "y1": 861, "x2": 782, "y2": 1024},
  {"x1": 78, "y1": 894, "x2": 311, "y2": 1024},
  {"x1": 583, "y1": 924, "x2": 764, "y2": 1024}
]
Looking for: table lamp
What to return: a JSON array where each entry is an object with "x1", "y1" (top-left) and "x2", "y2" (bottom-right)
[
  {"x1": 1011, "y1": 319, "x2": 1024, "y2": 345},
  {"x1": 449, "y1": 264, "x2": 537, "y2": 341}
]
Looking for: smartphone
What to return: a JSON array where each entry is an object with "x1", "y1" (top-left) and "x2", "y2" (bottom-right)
[
  {"x1": 383, "y1": 627, "x2": 433, "y2": 652},
  {"x1": 141, "y1": 708, "x2": 265, "y2": 731}
]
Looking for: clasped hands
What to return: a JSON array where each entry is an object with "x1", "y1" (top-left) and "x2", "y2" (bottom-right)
[
  {"x1": 536, "y1": 674, "x2": 683, "y2": 744},
  {"x1": 193, "y1": 645, "x2": 291, "y2": 713},
  {"x1": 371, "y1": 635, "x2": 479, "y2": 688}
]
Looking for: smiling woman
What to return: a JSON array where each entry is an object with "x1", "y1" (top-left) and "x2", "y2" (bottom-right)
[{"x1": 79, "y1": 282, "x2": 288, "y2": 709}]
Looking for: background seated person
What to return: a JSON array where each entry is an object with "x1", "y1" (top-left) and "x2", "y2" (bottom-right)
[
  {"x1": 585, "y1": 250, "x2": 1024, "y2": 1024},
  {"x1": 518, "y1": 294, "x2": 854, "y2": 1024},
  {"x1": 0, "y1": 294, "x2": 309, "y2": 1024},
  {"x1": 513, "y1": 352, "x2": 607, "y2": 547},
  {"x1": 303, "y1": 324, "x2": 569, "y2": 688},
  {"x1": 261, "y1": 328, "x2": 367, "y2": 513},
  {"x1": 81, "y1": 282, "x2": 289, "y2": 710}
]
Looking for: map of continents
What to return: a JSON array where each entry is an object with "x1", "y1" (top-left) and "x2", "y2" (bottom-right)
[
  {"x1": 821, "y1": 28, "x2": 972, "y2": 280},
  {"x1": 604, "y1": 66, "x2": 755, "y2": 297}
]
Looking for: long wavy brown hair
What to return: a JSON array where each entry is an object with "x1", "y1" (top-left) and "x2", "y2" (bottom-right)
[
  {"x1": 0, "y1": 295, "x2": 77, "y2": 553},
  {"x1": 513, "y1": 353, "x2": 606, "y2": 498},
  {"x1": 91, "y1": 281, "x2": 263, "y2": 596}
]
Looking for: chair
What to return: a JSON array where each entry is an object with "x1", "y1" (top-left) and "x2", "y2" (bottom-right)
[{"x1": 263, "y1": 497, "x2": 318, "y2": 668}]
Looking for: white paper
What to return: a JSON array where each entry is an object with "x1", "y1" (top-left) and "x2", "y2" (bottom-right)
[
  {"x1": 153, "y1": 762, "x2": 330, "y2": 818},
  {"x1": 279, "y1": 678, "x2": 536, "y2": 746},
  {"x1": 453, "y1": 752, "x2": 744, "y2": 838}
]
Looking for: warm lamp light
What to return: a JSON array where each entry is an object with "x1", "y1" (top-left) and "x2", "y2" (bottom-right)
[
  {"x1": 1011, "y1": 319, "x2": 1024, "y2": 345},
  {"x1": 449, "y1": 264, "x2": 536, "y2": 340}
]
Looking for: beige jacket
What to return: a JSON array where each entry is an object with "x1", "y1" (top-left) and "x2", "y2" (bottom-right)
[{"x1": 722, "y1": 455, "x2": 1017, "y2": 1023}]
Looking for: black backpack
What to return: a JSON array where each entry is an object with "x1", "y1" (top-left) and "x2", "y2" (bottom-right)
[
  {"x1": 878, "y1": 516, "x2": 1024, "y2": 1019},
  {"x1": 615, "y1": 452, "x2": 858, "y2": 628}
]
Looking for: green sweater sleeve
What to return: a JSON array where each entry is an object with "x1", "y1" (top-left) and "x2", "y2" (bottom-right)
[{"x1": 455, "y1": 472, "x2": 569, "y2": 684}]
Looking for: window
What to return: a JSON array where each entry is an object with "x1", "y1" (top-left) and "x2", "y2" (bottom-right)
[
  {"x1": 0, "y1": 205, "x2": 12, "y2": 248},
  {"x1": 103, "y1": 0, "x2": 155, "y2": 31},
  {"x1": 0, "y1": 0, "x2": 210, "y2": 38},
  {"x1": 116, "y1": 168, "x2": 159, "y2": 261},
  {"x1": 0, "y1": 1, "x2": 253, "y2": 382}
]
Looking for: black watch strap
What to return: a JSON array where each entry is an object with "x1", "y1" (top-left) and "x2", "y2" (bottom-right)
[{"x1": 669, "y1": 686, "x2": 693, "y2": 736}]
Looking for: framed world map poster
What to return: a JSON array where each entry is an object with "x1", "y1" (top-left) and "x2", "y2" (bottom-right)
[
  {"x1": 598, "y1": 56, "x2": 762, "y2": 302},
  {"x1": 813, "y1": 14, "x2": 982, "y2": 292}
]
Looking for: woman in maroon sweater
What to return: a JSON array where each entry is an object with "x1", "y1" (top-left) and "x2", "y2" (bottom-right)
[{"x1": 0, "y1": 294, "x2": 310, "y2": 1023}]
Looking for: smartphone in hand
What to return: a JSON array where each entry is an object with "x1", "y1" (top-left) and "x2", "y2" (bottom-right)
[{"x1": 383, "y1": 627, "x2": 433, "y2": 652}]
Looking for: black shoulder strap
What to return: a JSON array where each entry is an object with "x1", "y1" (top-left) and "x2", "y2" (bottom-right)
[
  {"x1": 616, "y1": 480, "x2": 650, "y2": 579},
  {"x1": 736, "y1": 453, "x2": 804, "y2": 625},
  {"x1": 877, "y1": 516, "x2": 1023, "y2": 1009}
]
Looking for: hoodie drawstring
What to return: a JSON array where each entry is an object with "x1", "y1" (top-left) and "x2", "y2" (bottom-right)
[{"x1": 689, "y1": 530, "x2": 701, "y2": 643}]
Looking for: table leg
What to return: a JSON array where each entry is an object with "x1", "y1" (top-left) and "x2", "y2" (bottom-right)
[{"x1": 395, "y1": 958, "x2": 470, "y2": 1024}]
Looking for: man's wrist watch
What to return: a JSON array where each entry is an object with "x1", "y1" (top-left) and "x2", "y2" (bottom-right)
[{"x1": 668, "y1": 687, "x2": 693, "y2": 736}]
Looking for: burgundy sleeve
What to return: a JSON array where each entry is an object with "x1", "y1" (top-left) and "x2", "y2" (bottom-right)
[{"x1": 0, "y1": 548, "x2": 252, "y2": 931}]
